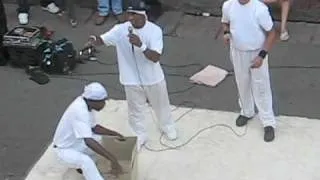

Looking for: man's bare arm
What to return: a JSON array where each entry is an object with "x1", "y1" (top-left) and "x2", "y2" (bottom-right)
[
  {"x1": 221, "y1": 23, "x2": 230, "y2": 45},
  {"x1": 262, "y1": 26, "x2": 277, "y2": 52},
  {"x1": 92, "y1": 125, "x2": 123, "y2": 138},
  {"x1": 222, "y1": 23, "x2": 230, "y2": 33},
  {"x1": 86, "y1": 35, "x2": 104, "y2": 47},
  {"x1": 84, "y1": 138, "x2": 118, "y2": 163},
  {"x1": 143, "y1": 49, "x2": 161, "y2": 63},
  {"x1": 251, "y1": 26, "x2": 277, "y2": 68},
  {"x1": 128, "y1": 33, "x2": 161, "y2": 63}
]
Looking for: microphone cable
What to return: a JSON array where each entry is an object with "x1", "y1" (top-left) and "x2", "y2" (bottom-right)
[
  {"x1": 42, "y1": 28, "x2": 250, "y2": 152},
  {"x1": 127, "y1": 26, "x2": 248, "y2": 152}
]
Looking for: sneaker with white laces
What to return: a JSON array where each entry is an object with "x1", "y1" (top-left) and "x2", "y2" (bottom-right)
[
  {"x1": 280, "y1": 30, "x2": 290, "y2": 41},
  {"x1": 42, "y1": 3, "x2": 60, "y2": 14},
  {"x1": 69, "y1": 19, "x2": 78, "y2": 27},
  {"x1": 18, "y1": 13, "x2": 29, "y2": 25}
]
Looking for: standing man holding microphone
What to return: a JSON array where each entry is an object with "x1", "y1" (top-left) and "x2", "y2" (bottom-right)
[
  {"x1": 84, "y1": 1, "x2": 178, "y2": 150},
  {"x1": 221, "y1": 0, "x2": 277, "y2": 142}
]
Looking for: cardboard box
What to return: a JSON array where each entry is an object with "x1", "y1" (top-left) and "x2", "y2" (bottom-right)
[{"x1": 97, "y1": 136, "x2": 138, "y2": 180}]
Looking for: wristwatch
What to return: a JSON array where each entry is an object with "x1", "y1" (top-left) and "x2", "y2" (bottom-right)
[{"x1": 258, "y1": 50, "x2": 268, "y2": 59}]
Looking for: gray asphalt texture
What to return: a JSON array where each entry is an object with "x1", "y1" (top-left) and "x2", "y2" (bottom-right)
[{"x1": 1, "y1": 4, "x2": 320, "y2": 180}]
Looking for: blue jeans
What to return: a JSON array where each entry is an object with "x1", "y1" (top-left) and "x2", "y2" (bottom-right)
[{"x1": 98, "y1": 0, "x2": 123, "y2": 16}]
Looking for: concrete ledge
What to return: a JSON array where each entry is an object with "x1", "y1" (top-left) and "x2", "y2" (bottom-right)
[{"x1": 25, "y1": 99, "x2": 320, "y2": 180}]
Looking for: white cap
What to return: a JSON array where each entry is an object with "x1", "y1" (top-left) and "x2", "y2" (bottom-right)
[
  {"x1": 126, "y1": 2, "x2": 148, "y2": 19},
  {"x1": 82, "y1": 82, "x2": 108, "y2": 101}
]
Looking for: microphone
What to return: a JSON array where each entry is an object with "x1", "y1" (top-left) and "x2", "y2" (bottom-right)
[{"x1": 128, "y1": 26, "x2": 134, "y2": 53}]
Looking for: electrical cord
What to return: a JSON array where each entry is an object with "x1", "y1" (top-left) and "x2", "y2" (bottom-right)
[
  {"x1": 123, "y1": 32, "x2": 245, "y2": 153},
  {"x1": 131, "y1": 76, "x2": 246, "y2": 152},
  {"x1": 50, "y1": 54, "x2": 287, "y2": 153},
  {"x1": 269, "y1": 65, "x2": 320, "y2": 69},
  {"x1": 141, "y1": 64, "x2": 320, "y2": 152},
  {"x1": 143, "y1": 101, "x2": 248, "y2": 152},
  {"x1": 39, "y1": 57, "x2": 320, "y2": 153},
  {"x1": 95, "y1": 60, "x2": 118, "y2": 66},
  {"x1": 81, "y1": 57, "x2": 320, "y2": 70},
  {"x1": 41, "y1": 54, "x2": 320, "y2": 152},
  {"x1": 147, "y1": 124, "x2": 247, "y2": 152},
  {"x1": 161, "y1": 62, "x2": 203, "y2": 68},
  {"x1": 50, "y1": 45, "x2": 320, "y2": 153},
  {"x1": 82, "y1": 57, "x2": 204, "y2": 69},
  {"x1": 51, "y1": 72, "x2": 197, "y2": 95}
]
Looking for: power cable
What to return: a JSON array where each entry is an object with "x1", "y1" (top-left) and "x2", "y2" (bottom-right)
[
  {"x1": 143, "y1": 101, "x2": 247, "y2": 152},
  {"x1": 48, "y1": 46, "x2": 320, "y2": 153}
]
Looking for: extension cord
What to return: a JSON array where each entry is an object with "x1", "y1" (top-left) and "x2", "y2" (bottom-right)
[
  {"x1": 48, "y1": 49, "x2": 245, "y2": 152},
  {"x1": 48, "y1": 44, "x2": 320, "y2": 152},
  {"x1": 128, "y1": 39, "x2": 246, "y2": 152},
  {"x1": 48, "y1": 43, "x2": 252, "y2": 152}
]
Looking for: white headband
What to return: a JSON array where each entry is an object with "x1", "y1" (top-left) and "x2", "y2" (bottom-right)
[
  {"x1": 127, "y1": 10, "x2": 147, "y2": 19},
  {"x1": 82, "y1": 82, "x2": 108, "y2": 101}
]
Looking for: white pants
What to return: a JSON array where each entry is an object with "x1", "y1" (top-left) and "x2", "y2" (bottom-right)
[
  {"x1": 230, "y1": 46, "x2": 276, "y2": 127},
  {"x1": 54, "y1": 135, "x2": 104, "y2": 180},
  {"x1": 124, "y1": 80, "x2": 176, "y2": 140}
]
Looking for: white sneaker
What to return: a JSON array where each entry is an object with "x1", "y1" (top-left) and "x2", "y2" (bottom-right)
[
  {"x1": 42, "y1": 3, "x2": 60, "y2": 14},
  {"x1": 136, "y1": 136, "x2": 147, "y2": 151},
  {"x1": 280, "y1": 30, "x2": 290, "y2": 41},
  {"x1": 18, "y1": 13, "x2": 29, "y2": 25},
  {"x1": 70, "y1": 19, "x2": 78, "y2": 27},
  {"x1": 164, "y1": 129, "x2": 178, "y2": 141}
]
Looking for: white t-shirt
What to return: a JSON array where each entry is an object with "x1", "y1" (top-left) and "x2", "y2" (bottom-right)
[
  {"x1": 221, "y1": 0, "x2": 273, "y2": 51},
  {"x1": 53, "y1": 97, "x2": 97, "y2": 148},
  {"x1": 100, "y1": 21, "x2": 165, "y2": 86}
]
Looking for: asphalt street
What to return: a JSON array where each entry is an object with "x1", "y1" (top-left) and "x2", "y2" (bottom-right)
[{"x1": 1, "y1": 4, "x2": 320, "y2": 180}]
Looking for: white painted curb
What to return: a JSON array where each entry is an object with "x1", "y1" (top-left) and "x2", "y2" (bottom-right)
[{"x1": 25, "y1": 99, "x2": 320, "y2": 180}]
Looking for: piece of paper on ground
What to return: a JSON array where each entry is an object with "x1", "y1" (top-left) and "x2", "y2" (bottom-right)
[{"x1": 189, "y1": 65, "x2": 228, "y2": 87}]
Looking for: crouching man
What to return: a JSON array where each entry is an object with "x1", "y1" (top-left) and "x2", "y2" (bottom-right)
[{"x1": 52, "y1": 82, "x2": 124, "y2": 180}]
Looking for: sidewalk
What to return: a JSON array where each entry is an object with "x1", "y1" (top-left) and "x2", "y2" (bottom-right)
[{"x1": 1, "y1": 4, "x2": 320, "y2": 180}]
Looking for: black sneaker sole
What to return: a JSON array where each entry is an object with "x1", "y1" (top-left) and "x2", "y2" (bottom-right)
[{"x1": 236, "y1": 115, "x2": 252, "y2": 127}]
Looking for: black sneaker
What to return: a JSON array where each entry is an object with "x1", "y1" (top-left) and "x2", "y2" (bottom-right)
[
  {"x1": 236, "y1": 115, "x2": 252, "y2": 127},
  {"x1": 264, "y1": 126, "x2": 275, "y2": 142}
]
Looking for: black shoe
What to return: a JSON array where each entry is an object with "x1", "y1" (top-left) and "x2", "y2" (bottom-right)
[
  {"x1": 0, "y1": 50, "x2": 9, "y2": 66},
  {"x1": 264, "y1": 126, "x2": 275, "y2": 142},
  {"x1": 0, "y1": 56, "x2": 8, "y2": 66},
  {"x1": 236, "y1": 115, "x2": 252, "y2": 127},
  {"x1": 76, "y1": 168, "x2": 83, "y2": 174}
]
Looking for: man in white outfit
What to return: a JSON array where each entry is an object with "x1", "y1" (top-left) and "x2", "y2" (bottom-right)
[
  {"x1": 85, "y1": 2, "x2": 177, "y2": 150},
  {"x1": 221, "y1": 0, "x2": 277, "y2": 142},
  {"x1": 52, "y1": 82, "x2": 124, "y2": 180}
]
